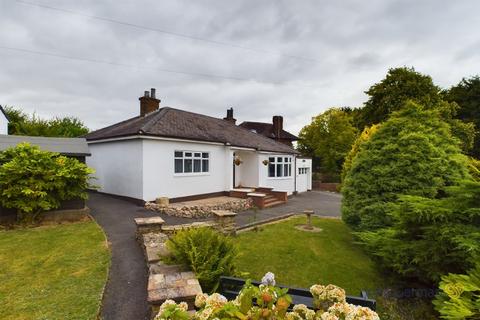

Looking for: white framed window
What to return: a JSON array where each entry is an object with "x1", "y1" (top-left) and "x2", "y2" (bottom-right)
[
  {"x1": 298, "y1": 168, "x2": 308, "y2": 175},
  {"x1": 174, "y1": 151, "x2": 209, "y2": 174},
  {"x1": 268, "y1": 156, "x2": 292, "y2": 178}
]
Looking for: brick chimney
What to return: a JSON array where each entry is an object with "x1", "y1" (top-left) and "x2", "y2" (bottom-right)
[
  {"x1": 139, "y1": 88, "x2": 160, "y2": 116},
  {"x1": 272, "y1": 115, "x2": 283, "y2": 138},
  {"x1": 223, "y1": 107, "x2": 236, "y2": 124}
]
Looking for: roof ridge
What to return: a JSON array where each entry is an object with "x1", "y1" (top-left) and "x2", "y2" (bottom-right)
[{"x1": 140, "y1": 107, "x2": 170, "y2": 132}]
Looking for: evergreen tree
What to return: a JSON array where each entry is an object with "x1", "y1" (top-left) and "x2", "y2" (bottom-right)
[{"x1": 342, "y1": 102, "x2": 470, "y2": 230}]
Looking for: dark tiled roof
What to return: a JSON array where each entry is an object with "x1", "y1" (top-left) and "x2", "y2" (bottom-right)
[
  {"x1": 0, "y1": 135, "x2": 90, "y2": 156},
  {"x1": 239, "y1": 121, "x2": 299, "y2": 141},
  {"x1": 85, "y1": 107, "x2": 297, "y2": 154}
]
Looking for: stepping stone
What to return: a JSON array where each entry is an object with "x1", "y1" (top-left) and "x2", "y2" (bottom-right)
[{"x1": 148, "y1": 271, "x2": 202, "y2": 308}]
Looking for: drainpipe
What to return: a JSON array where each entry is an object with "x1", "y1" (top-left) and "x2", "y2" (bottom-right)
[{"x1": 293, "y1": 154, "x2": 298, "y2": 195}]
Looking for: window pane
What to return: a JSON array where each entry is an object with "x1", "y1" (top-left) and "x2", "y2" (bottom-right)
[
  {"x1": 269, "y1": 157, "x2": 275, "y2": 163},
  {"x1": 184, "y1": 159, "x2": 193, "y2": 172},
  {"x1": 284, "y1": 164, "x2": 289, "y2": 176},
  {"x1": 194, "y1": 159, "x2": 201, "y2": 172},
  {"x1": 288, "y1": 164, "x2": 292, "y2": 176},
  {"x1": 277, "y1": 157, "x2": 283, "y2": 162},
  {"x1": 284, "y1": 157, "x2": 289, "y2": 162},
  {"x1": 277, "y1": 164, "x2": 283, "y2": 177},
  {"x1": 202, "y1": 153, "x2": 209, "y2": 158},
  {"x1": 174, "y1": 151, "x2": 183, "y2": 158},
  {"x1": 185, "y1": 152, "x2": 192, "y2": 157},
  {"x1": 268, "y1": 163, "x2": 275, "y2": 177},
  {"x1": 202, "y1": 159, "x2": 209, "y2": 172},
  {"x1": 194, "y1": 152, "x2": 201, "y2": 157},
  {"x1": 175, "y1": 159, "x2": 183, "y2": 173}
]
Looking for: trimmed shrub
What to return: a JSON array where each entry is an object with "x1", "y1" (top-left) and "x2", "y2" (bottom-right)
[
  {"x1": 0, "y1": 143, "x2": 94, "y2": 223},
  {"x1": 165, "y1": 227, "x2": 238, "y2": 292},
  {"x1": 342, "y1": 102, "x2": 470, "y2": 230}
]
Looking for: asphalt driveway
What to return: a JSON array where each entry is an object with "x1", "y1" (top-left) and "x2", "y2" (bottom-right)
[
  {"x1": 235, "y1": 190, "x2": 342, "y2": 226},
  {"x1": 87, "y1": 190, "x2": 341, "y2": 319}
]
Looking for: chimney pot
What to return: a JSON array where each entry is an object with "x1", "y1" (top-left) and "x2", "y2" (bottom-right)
[
  {"x1": 144, "y1": 90, "x2": 150, "y2": 97},
  {"x1": 151, "y1": 88, "x2": 156, "y2": 99}
]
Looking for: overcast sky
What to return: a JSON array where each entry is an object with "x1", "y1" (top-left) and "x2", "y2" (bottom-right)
[{"x1": 0, "y1": 0, "x2": 479, "y2": 135}]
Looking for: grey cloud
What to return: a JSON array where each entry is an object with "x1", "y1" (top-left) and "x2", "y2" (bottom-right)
[{"x1": 0, "y1": 0, "x2": 479, "y2": 135}]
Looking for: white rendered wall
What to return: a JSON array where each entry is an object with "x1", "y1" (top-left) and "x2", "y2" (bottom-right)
[
  {"x1": 258, "y1": 153, "x2": 295, "y2": 195},
  {"x1": 142, "y1": 139, "x2": 230, "y2": 201},
  {"x1": 86, "y1": 140, "x2": 144, "y2": 199},
  {"x1": 0, "y1": 113, "x2": 8, "y2": 134}
]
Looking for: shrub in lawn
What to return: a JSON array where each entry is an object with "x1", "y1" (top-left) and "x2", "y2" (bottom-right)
[
  {"x1": 342, "y1": 102, "x2": 470, "y2": 230},
  {"x1": 433, "y1": 263, "x2": 480, "y2": 319},
  {"x1": 0, "y1": 143, "x2": 94, "y2": 223},
  {"x1": 165, "y1": 227, "x2": 238, "y2": 292}
]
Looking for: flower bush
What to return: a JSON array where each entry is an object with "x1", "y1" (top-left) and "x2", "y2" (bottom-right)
[{"x1": 155, "y1": 273, "x2": 379, "y2": 320}]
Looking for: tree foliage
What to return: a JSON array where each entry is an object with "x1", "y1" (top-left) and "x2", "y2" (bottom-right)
[
  {"x1": 297, "y1": 108, "x2": 357, "y2": 176},
  {"x1": 166, "y1": 227, "x2": 238, "y2": 293},
  {"x1": 342, "y1": 102, "x2": 470, "y2": 230},
  {"x1": 358, "y1": 180, "x2": 480, "y2": 284},
  {"x1": 341, "y1": 124, "x2": 380, "y2": 184},
  {"x1": 0, "y1": 143, "x2": 94, "y2": 223},
  {"x1": 357, "y1": 67, "x2": 443, "y2": 129},
  {"x1": 444, "y1": 76, "x2": 480, "y2": 159},
  {"x1": 4, "y1": 106, "x2": 89, "y2": 137},
  {"x1": 433, "y1": 263, "x2": 480, "y2": 319}
]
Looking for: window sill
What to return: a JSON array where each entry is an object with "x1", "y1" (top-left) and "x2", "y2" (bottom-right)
[
  {"x1": 174, "y1": 172, "x2": 210, "y2": 177},
  {"x1": 267, "y1": 176, "x2": 293, "y2": 180}
]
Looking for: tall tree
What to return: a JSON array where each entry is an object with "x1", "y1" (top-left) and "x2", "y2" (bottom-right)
[
  {"x1": 297, "y1": 108, "x2": 357, "y2": 178},
  {"x1": 4, "y1": 106, "x2": 89, "y2": 137},
  {"x1": 443, "y1": 76, "x2": 480, "y2": 158},
  {"x1": 357, "y1": 67, "x2": 442, "y2": 129},
  {"x1": 342, "y1": 102, "x2": 470, "y2": 230}
]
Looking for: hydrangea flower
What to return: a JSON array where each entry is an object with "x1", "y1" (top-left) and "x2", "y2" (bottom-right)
[{"x1": 261, "y1": 272, "x2": 276, "y2": 286}]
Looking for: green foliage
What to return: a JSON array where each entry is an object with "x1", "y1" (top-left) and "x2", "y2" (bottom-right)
[
  {"x1": 341, "y1": 124, "x2": 380, "y2": 184},
  {"x1": 4, "y1": 106, "x2": 89, "y2": 137},
  {"x1": 433, "y1": 264, "x2": 480, "y2": 319},
  {"x1": 444, "y1": 76, "x2": 480, "y2": 159},
  {"x1": 297, "y1": 108, "x2": 358, "y2": 175},
  {"x1": 342, "y1": 102, "x2": 470, "y2": 230},
  {"x1": 357, "y1": 67, "x2": 443, "y2": 129},
  {"x1": 358, "y1": 180, "x2": 480, "y2": 284},
  {"x1": 166, "y1": 227, "x2": 238, "y2": 293},
  {"x1": 0, "y1": 143, "x2": 94, "y2": 223}
]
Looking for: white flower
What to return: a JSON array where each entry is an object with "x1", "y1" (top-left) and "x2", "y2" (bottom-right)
[{"x1": 261, "y1": 272, "x2": 276, "y2": 286}]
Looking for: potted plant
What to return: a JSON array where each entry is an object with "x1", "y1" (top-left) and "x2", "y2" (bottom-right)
[{"x1": 234, "y1": 157, "x2": 243, "y2": 166}]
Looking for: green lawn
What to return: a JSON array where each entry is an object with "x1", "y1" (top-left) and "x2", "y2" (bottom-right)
[
  {"x1": 0, "y1": 221, "x2": 111, "y2": 320},
  {"x1": 234, "y1": 216, "x2": 386, "y2": 295}
]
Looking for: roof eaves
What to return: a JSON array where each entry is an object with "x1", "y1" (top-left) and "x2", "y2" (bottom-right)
[{"x1": 0, "y1": 105, "x2": 9, "y2": 121}]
